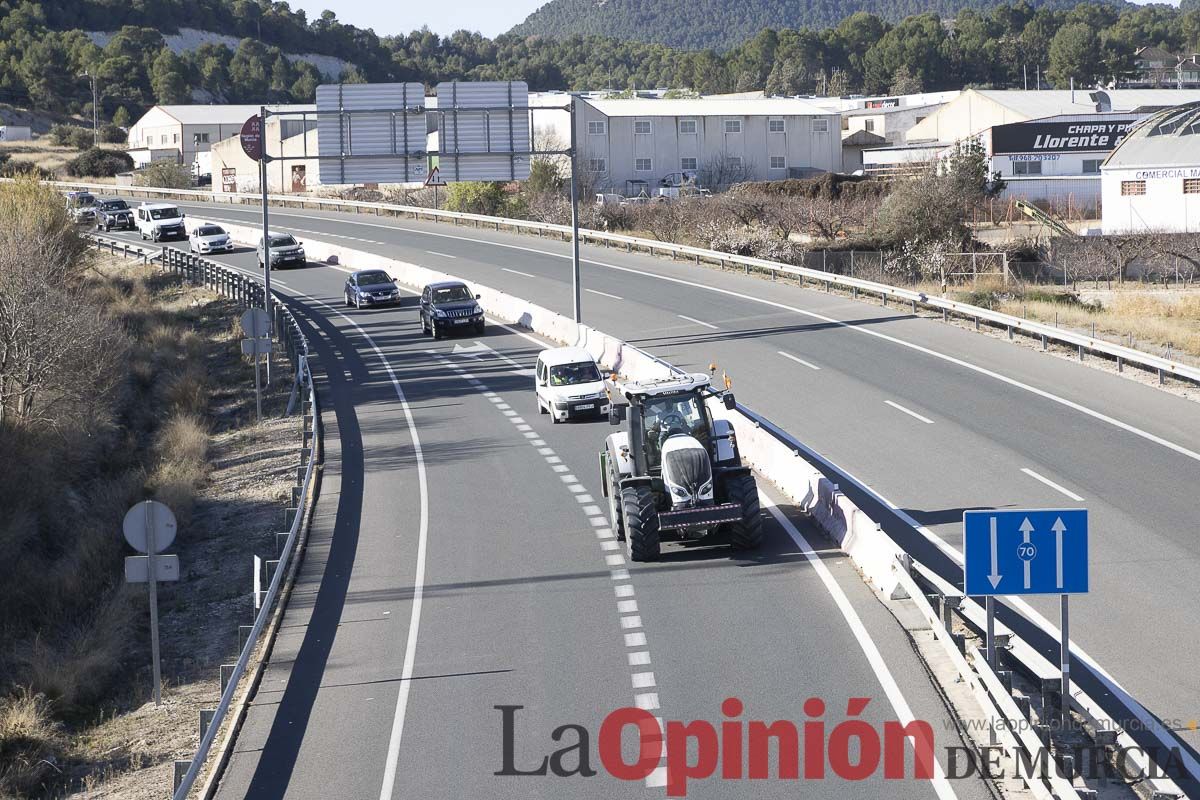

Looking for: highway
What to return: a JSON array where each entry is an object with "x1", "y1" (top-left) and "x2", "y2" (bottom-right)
[
  {"x1": 116, "y1": 233, "x2": 993, "y2": 798},
  {"x1": 141, "y1": 197, "x2": 1200, "y2": 761}
]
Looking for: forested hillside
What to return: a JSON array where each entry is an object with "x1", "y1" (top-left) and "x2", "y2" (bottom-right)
[
  {"x1": 509, "y1": 0, "x2": 1118, "y2": 51},
  {"x1": 1, "y1": 0, "x2": 1199, "y2": 128}
]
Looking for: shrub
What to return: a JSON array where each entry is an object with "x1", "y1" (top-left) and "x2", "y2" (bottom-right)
[
  {"x1": 48, "y1": 123, "x2": 94, "y2": 149},
  {"x1": 136, "y1": 161, "x2": 192, "y2": 189},
  {"x1": 65, "y1": 147, "x2": 134, "y2": 178},
  {"x1": 444, "y1": 181, "x2": 505, "y2": 216},
  {"x1": 0, "y1": 690, "x2": 64, "y2": 796},
  {"x1": 99, "y1": 123, "x2": 127, "y2": 144}
]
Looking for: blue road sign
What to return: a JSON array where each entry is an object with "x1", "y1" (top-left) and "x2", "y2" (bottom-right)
[{"x1": 964, "y1": 509, "x2": 1088, "y2": 595}]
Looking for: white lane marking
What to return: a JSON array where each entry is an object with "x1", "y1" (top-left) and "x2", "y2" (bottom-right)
[
  {"x1": 227, "y1": 204, "x2": 1200, "y2": 467},
  {"x1": 620, "y1": 615, "x2": 642, "y2": 629},
  {"x1": 628, "y1": 651, "x2": 651, "y2": 666},
  {"x1": 762, "y1": 495, "x2": 958, "y2": 800},
  {"x1": 677, "y1": 313, "x2": 718, "y2": 330},
  {"x1": 426, "y1": 250, "x2": 457, "y2": 259},
  {"x1": 634, "y1": 693, "x2": 660, "y2": 711},
  {"x1": 501, "y1": 267, "x2": 534, "y2": 278},
  {"x1": 586, "y1": 288, "x2": 624, "y2": 301},
  {"x1": 605, "y1": 553, "x2": 625, "y2": 565},
  {"x1": 631, "y1": 672, "x2": 656, "y2": 689},
  {"x1": 777, "y1": 350, "x2": 821, "y2": 370},
  {"x1": 1021, "y1": 468, "x2": 1085, "y2": 502},
  {"x1": 884, "y1": 400, "x2": 935, "y2": 425},
  {"x1": 617, "y1": 600, "x2": 639, "y2": 614},
  {"x1": 624, "y1": 631, "x2": 645, "y2": 646},
  {"x1": 283, "y1": 291, "x2": 430, "y2": 800},
  {"x1": 612, "y1": 569, "x2": 631, "y2": 581},
  {"x1": 615, "y1": 585, "x2": 635, "y2": 597},
  {"x1": 576, "y1": 494, "x2": 594, "y2": 503}
]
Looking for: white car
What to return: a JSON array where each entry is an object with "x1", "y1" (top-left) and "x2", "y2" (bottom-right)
[
  {"x1": 135, "y1": 203, "x2": 187, "y2": 242},
  {"x1": 189, "y1": 223, "x2": 235, "y2": 254},
  {"x1": 534, "y1": 347, "x2": 610, "y2": 423}
]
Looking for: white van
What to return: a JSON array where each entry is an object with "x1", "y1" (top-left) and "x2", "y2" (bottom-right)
[
  {"x1": 135, "y1": 203, "x2": 186, "y2": 242},
  {"x1": 534, "y1": 347, "x2": 610, "y2": 423}
]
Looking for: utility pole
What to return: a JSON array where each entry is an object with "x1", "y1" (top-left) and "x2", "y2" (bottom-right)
[
  {"x1": 260, "y1": 105, "x2": 273, "y2": 384},
  {"x1": 568, "y1": 95, "x2": 582, "y2": 325},
  {"x1": 79, "y1": 71, "x2": 98, "y2": 145}
]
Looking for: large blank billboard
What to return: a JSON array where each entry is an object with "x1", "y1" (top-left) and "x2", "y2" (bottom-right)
[
  {"x1": 436, "y1": 81, "x2": 531, "y2": 182},
  {"x1": 315, "y1": 82, "x2": 428, "y2": 185}
]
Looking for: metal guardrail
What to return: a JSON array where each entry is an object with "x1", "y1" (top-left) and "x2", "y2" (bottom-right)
[
  {"x1": 87, "y1": 233, "x2": 319, "y2": 800},
  {"x1": 50, "y1": 178, "x2": 1200, "y2": 387}
]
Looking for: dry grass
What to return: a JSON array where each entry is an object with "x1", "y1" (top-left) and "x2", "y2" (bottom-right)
[
  {"x1": 0, "y1": 140, "x2": 125, "y2": 178},
  {"x1": 997, "y1": 290, "x2": 1200, "y2": 361},
  {"x1": 0, "y1": 690, "x2": 63, "y2": 797}
]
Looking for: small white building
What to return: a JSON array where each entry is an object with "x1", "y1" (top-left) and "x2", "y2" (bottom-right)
[
  {"x1": 210, "y1": 114, "x2": 318, "y2": 195},
  {"x1": 127, "y1": 104, "x2": 314, "y2": 170},
  {"x1": 0, "y1": 125, "x2": 31, "y2": 141},
  {"x1": 572, "y1": 97, "x2": 841, "y2": 193},
  {"x1": 1101, "y1": 102, "x2": 1200, "y2": 234}
]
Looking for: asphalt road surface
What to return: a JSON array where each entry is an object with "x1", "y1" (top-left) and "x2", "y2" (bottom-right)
[
  {"x1": 137, "y1": 199, "x2": 1200, "y2": 762},
  {"x1": 105, "y1": 232, "x2": 992, "y2": 799}
]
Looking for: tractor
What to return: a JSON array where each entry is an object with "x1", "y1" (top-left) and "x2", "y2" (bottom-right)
[{"x1": 599, "y1": 372, "x2": 763, "y2": 561}]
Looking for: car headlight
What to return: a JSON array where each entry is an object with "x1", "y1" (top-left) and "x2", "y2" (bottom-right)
[
  {"x1": 472, "y1": 303, "x2": 483, "y2": 315},
  {"x1": 433, "y1": 308, "x2": 447, "y2": 318}
]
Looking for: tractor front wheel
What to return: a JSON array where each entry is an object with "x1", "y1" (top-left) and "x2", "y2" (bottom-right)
[
  {"x1": 622, "y1": 484, "x2": 660, "y2": 562},
  {"x1": 724, "y1": 474, "x2": 763, "y2": 551}
]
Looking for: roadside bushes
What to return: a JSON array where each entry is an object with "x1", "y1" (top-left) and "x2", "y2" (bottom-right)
[
  {"x1": 48, "y1": 123, "x2": 94, "y2": 149},
  {"x1": 136, "y1": 161, "x2": 192, "y2": 189},
  {"x1": 65, "y1": 147, "x2": 134, "y2": 178}
]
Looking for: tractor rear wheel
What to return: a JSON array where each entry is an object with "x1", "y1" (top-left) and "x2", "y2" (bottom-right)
[
  {"x1": 622, "y1": 484, "x2": 660, "y2": 562},
  {"x1": 724, "y1": 473, "x2": 763, "y2": 551}
]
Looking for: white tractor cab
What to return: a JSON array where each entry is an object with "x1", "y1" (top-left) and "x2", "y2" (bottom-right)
[
  {"x1": 600, "y1": 371, "x2": 762, "y2": 561},
  {"x1": 135, "y1": 202, "x2": 186, "y2": 242},
  {"x1": 534, "y1": 347, "x2": 610, "y2": 423}
]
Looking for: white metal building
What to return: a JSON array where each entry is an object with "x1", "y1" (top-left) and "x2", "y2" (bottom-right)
[
  {"x1": 0, "y1": 125, "x2": 31, "y2": 141},
  {"x1": 127, "y1": 104, "x2": 313, "y2": 170},
  {"x1": 1101, "y1": 102, "x2": 1200, "y2": 234},
  {"x1": 572, "y1": 97, "x2": 841, "y2": 193}
]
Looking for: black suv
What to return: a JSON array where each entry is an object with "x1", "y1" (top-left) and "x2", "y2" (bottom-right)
[
  {"x1": 420, "y1": 281, "x2": 484, "y2": 338},
  {"x1": 94, "y1": 198, "x2": 134, "y2": 231}
]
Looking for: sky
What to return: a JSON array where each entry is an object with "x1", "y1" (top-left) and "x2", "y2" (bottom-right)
[{"x1": 289, "y1": 0, "x2": 548, "y2": 39}]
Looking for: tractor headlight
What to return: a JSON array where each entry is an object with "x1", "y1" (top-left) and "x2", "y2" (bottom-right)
[
  {"x1": 668, "y1": 484, "x2": 690, "y2": 499},
  {"x1": 698, "y1": 479, "x2": 713, "y2": 497}
]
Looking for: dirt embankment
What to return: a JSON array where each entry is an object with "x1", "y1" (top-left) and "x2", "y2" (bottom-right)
[{"x1": 0, "y1": 254, "x2": 303, "y2": 799}]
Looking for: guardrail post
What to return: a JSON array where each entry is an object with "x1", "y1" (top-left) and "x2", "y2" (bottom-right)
[
  {"x1": 173, "y1": 760, "x2": 191, "y2": 793},
  {"x1": 1078, "y1": 345, "x2": 1085, "y2": 360},
  {"x1": 1116, "y1": 356, "x2": 1123, "y2": 372},
  {"x1": 199, "y1": 709, "x2": 216, "y2": 739},
  {"x1": 276, "y1": 532, "x2": 291, "y2": 557},
  {"x1": 220, "y1": 663, "x2": 236, "y2": 692},
  {"x1": 238, "y1": 625, "x2": 253, "y2": 651}
]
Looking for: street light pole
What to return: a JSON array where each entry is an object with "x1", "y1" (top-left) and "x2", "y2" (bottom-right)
[{"x1": 79, "y1": 71, "x2": 98, "y2": 146}]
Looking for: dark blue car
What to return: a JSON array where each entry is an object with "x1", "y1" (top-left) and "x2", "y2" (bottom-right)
[{"x1": 344, "y1": 269, "x2": 401, "y2": 309}]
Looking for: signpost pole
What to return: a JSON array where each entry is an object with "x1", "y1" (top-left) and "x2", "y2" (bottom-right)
[
  {"x1": 1060, "y1": 594, "x2": 1070, "y2": 719},
  {"x1": 568, "y1": 95, "x2": 582, "y2": 326},
  {"x1": 144, "y1": 500, "x2": 162, "y2": 707},
  {"x1": 985, "y1": 595, "x2": 996, "y2": 670},
  {"x1": 253, "y1": 349, "x2": 262, "y2": 423},
  {"x1": 260, "y1": 105, "x2": 273, "y2": 385}
]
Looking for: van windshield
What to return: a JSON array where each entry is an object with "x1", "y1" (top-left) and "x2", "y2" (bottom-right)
[
  {"x1": 150, "y1": 206, "x2": 180, "y2": 220},
  {"x1": 549, "y1": 362, "x2": 601, "y2": 386}
]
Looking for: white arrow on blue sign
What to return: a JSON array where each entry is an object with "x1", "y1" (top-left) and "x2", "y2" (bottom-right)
[{"x1": 964, "y1": 509, "x2": 1088, "y2": 595}]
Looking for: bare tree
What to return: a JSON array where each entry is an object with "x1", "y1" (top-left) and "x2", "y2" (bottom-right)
[{"x1": 699, "y1": 153, "x2": 756, "y2": 190}]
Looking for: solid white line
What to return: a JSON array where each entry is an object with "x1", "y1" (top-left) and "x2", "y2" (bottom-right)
[
  {"x1": 585, "y1": 288, "x2": 624, "y2": 300},
  {"x1": 1021, "y1": 468, "x2": 1084, "y2": 502},
  {"x1": 677, "y1": 313, "x2": 718, "y2": 330},
  {"x1": 282, "y1": 291, "x2": 429, "y2": 800},
  {"x1": 501, "y1": 267, "x2": 534, "y2": 277},
  {"x1": 777, "y1": 350, "x2": 821, "y2": 370},
  {"x1": 884, "y1": 399, "x2": 935, "y2": 425},
  {"x1": 762, "y1": 495, "x2": 958, "y2": 800},
  {"x1": 426, "y1": 250, "x2": 457, "y2": 259}
]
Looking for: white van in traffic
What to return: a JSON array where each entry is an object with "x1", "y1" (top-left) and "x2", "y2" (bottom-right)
[
  {"x1": 135, "y1": 203, "x2": 187, "y2": 242},
  {"x1": 534, "y1": 347, "x2": 610, "y2": 423}
]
